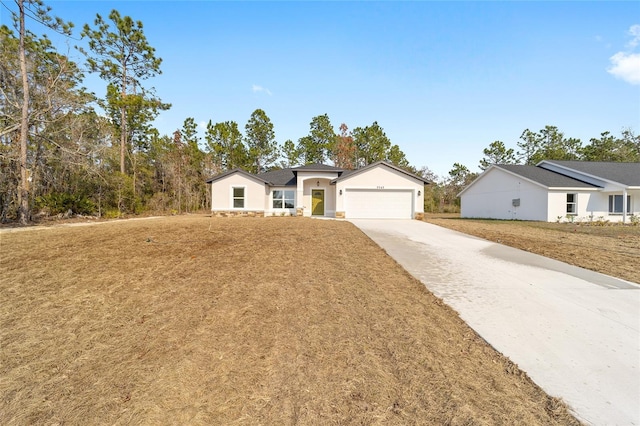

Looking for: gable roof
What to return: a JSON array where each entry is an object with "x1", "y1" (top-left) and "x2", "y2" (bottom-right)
[
  {"x1": 496, "y1": 164, "x2": 599, "y2": 188},
  {"x1": 257, "y1": 169, "x2": 296, "y2": 186},
  {"x1": 206, "y1": 161, "x2": 431, "y2": 187},
  {"x1": 332, "y1": 161, "x2": 431, "y2": 184},
  {"x1": 205, "y1": 168, "x2": 270, "y2": 185},
  {"x1": 539, "y1": 160, "x2": 640, "y2": 187}
]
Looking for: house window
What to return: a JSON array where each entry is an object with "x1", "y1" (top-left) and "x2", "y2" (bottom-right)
[
  {"x1": 566, "y1": 193, "x2": 577, "y2": 215},
  {"x1": 608, "y1": 195, "x2": 631, "y2": 214},
  {"x1": 273, "y1": 190, "x2": 294, "y2": 209},
  {"x1": 232, "y1": 187, "x2": 245, "y2": 208}
]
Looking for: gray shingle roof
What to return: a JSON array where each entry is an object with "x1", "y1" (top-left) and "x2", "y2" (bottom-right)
[
  {"x1": 257, "y1": 169, "x2": 297, "y2": 186},
  {"x1": 207, "y1": 161, "x2": 432, "y2": 187},
  {"x1": 541, "y1": 160, "x2": 640, "y2": 187},
  {"x1": 496, "y1": 165, "x2": 599, "y2": 188}
]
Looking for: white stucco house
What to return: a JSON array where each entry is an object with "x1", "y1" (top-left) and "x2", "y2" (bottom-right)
[
  {"x1": 206, "y1": 161, "x2": 429, "y2": 219},
  {"x1": 460, "y1": 160, "x2": 640, "y2": 223}
]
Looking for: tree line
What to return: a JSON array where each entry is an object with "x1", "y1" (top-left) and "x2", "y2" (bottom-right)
[
  {"x1": 2, "y1": 2, "x2": 637, "y2": 222},
  {"x1": 479, "y1": 125, "x2": 639, "y2": 170},
  {"x1": 429, "y1": 126, "x2": 640, "y2": 213},
  {"x1": 1, "y1": 2, "x2": 415, "y2": 222}
]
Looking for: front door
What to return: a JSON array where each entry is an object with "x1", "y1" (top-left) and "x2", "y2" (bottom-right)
[{"x1": 312, "y1": 189, "x2": 324, "y2": 216}]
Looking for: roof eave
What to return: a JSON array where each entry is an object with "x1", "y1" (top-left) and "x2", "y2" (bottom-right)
[
  {"x1": 205, "y1": 168, "x2": 270, "y2": 185},
  {"x1": 538, "y1": 160, "x2": 637, "y2": 188},
  {"x1": 460, "y1": 165, "x2": 550, "y2": 196},
  {"x1": 335, "y1": 161, "x2": 430, "y2": 184}
]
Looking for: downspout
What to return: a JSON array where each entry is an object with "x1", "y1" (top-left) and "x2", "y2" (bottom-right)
[{"x1": 622, "y1": 188, "x2": 628, "y2": 224}]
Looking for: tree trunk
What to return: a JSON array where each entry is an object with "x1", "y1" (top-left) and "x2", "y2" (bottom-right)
[
  {"x1": 120, "y1": 63, "x2": 127, "y2": 174},
  {"x1": 18, "y1": 0, "x2": 30, "y2": 224}
]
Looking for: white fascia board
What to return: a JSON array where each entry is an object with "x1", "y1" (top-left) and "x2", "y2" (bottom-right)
[{"x1": 551, "y1": 187, "x2": 601, "y2": 192}]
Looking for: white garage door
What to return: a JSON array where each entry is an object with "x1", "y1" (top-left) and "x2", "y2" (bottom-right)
[{"x1": 345, "y1": 189, "x2": 413, "y2": 219}]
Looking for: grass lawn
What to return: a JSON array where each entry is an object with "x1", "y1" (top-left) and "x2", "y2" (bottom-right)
[
  {"x1": 424, "y1": 214, "x2": 640, "y2": 284},
  {"x1": 1, "y1": 216, "x2": 579, "y2": 425}
]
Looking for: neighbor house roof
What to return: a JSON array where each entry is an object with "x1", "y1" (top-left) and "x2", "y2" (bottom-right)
[
  {"x1": 539, "y1": 160, "x2": 640, "y2": 187},
  {"x1": 205, "y1": 168, "x2": 270, "y2": 185},
  {"x1": 495, "y1": 165, "x2": 600, "y2": 188},
  {"x1": 331, "y1": 161, "x2": 431, "y2": 184}
]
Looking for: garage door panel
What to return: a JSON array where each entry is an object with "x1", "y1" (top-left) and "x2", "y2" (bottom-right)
[{"x1": 345, "y1": 189, "x2": 413, "y2": 219}]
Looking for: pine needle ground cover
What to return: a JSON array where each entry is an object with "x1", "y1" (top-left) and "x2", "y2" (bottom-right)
[{"x1": 1, "y1": 216, "x2": 579, "y2": 425}]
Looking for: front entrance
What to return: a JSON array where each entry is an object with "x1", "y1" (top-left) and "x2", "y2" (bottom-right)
[{"x1": 311, "y1": 189, "x2": 325, "y2": 216}]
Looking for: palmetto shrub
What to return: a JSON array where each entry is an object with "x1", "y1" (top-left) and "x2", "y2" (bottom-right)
[{"x1": 36, "y1": 192, "x2": 96, "y2": 216}]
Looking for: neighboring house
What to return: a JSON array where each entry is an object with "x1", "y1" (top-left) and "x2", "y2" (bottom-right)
[
  {"x1": 460, "y1": 160, "x2": 640, "y2": 223},
  {"x1": 205, "y1": 161, "x2": 429, "y2": 219}
]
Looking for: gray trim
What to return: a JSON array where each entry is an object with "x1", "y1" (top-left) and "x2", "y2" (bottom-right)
[
  {"x1": 205, "y1": 168, "x2": 270, "y2": 185},
  {"x1": 331, "y1": 161, "x2": 431, "y2": 184},
  {"x1": 207, "y1": 161, "x2": 430, "y2": 187},
  {"x1": 292, "y1": 163, "x2": 344, "y2": 172}
]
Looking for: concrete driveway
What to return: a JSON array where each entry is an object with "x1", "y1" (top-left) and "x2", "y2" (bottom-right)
[{"x1": 350, "y1": 219, "x2": 640, "y2": 426}]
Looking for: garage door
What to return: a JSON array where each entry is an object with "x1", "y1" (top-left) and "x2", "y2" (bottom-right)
[{"x1": 345, "y1": 189, "x2": 413, "y2": 219}]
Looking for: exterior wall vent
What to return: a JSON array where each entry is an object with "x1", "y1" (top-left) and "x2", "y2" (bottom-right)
[{"x1": 512, "y1": 198, "x2": 520, "y2": 207}]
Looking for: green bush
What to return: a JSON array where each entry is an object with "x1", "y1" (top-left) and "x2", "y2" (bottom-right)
[
  {"x1": 36, "y1": 193, "x2": 96, "y2": 216},
  {"x1": 103, "y1": 209, "x2": 121, "y2": 219}
]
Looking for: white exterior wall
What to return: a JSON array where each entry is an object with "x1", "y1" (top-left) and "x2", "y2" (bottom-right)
[
  {"x1": 296, "y1": 171, "x2": 340, "y2": 217},
  {"x1": 335, "y1": 166, "x2": 424, "y2": 215},
  {"x1": 210, "y1": 174, "x2": 267, "y2": 211},
  {"x1": 552, "y1": 190, "x2": 640, "y2": 223},
  {"x1": 461, "y1": 168, "x2": 548, "y2": 220},
  {"x1": 547, "y1": 191, "x2": 591, "y2": 221}
]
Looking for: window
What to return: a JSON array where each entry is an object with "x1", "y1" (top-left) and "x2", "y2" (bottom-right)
[
  {"x1": 608, "y1": 195, "x2": 631, "y2": 214},
  {"x1": 273, "y1": 190, "x2": 295, "y2": 209},
  {"x1": 566, "y1": 193, "x2": 577, "y2": 215},
  {"x1": 232, "y1": 187, "x2": 245, "y2": 208}
]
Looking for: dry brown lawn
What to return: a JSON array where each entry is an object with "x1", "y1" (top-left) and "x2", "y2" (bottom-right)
[
  {"x1": 1, "y1": 216, "x2": 579, "y2": 425},
  {"x1": 424, "y1": 214, "x2": 640, "y2": 284}
]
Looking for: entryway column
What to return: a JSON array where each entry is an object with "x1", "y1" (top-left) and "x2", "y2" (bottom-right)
[{"x1": 622, "y1": 189, "x2": 628, "y2": 223}]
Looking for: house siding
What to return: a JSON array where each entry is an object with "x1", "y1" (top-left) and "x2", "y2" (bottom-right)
[
  {"x1": 547, "y1": 191, "x2": 592, "y2": 221},
  {"x1": 552, "y1": 190, "x2": 640, "y2": 223},
  {"x1": 461, "y1": 168, "x2": 548, "y2": 220},
  {"x1": 335, "y1": 166, "x2": 424, "y2": 217},
  {"x1": 206, "y1": 162, "x2": 428, "y2": 219},
  {"x1": 461, "y1": 165, "x2": 640, "y2": 223},
  {"x1": 210, "y1": 174, "x2": 267, "y2": 212},
  {"x1": 296, "y1": 171, "x2": 340, "y2": 217}
]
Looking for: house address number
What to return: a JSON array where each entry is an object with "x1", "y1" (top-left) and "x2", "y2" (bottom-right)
[{"x1": 376, "y1": 186, "x2": 385, "y2": 189}]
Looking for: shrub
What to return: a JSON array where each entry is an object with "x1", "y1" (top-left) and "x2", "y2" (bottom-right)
[
  {"x1": 103, "y1": 209, "x2": 121, "y2": 219},
  {"x1": 594, "y1": 216, "x2": 609, "y2": 226},
  {"x1": 36, "y1": 193, "x2": 96, "y2": 216}
]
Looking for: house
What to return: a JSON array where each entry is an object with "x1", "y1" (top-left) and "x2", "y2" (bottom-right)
[
  {"x1": 205, "y1": 161, "x2": 429, "y2": 219},
  {"x1": 460, "y1": 160, "x2": 640, "y2": 223}
]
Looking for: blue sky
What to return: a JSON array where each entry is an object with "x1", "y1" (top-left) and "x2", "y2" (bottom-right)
[{"x1": 2, "y1": 1, "x2": 639, "y2": 178}]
